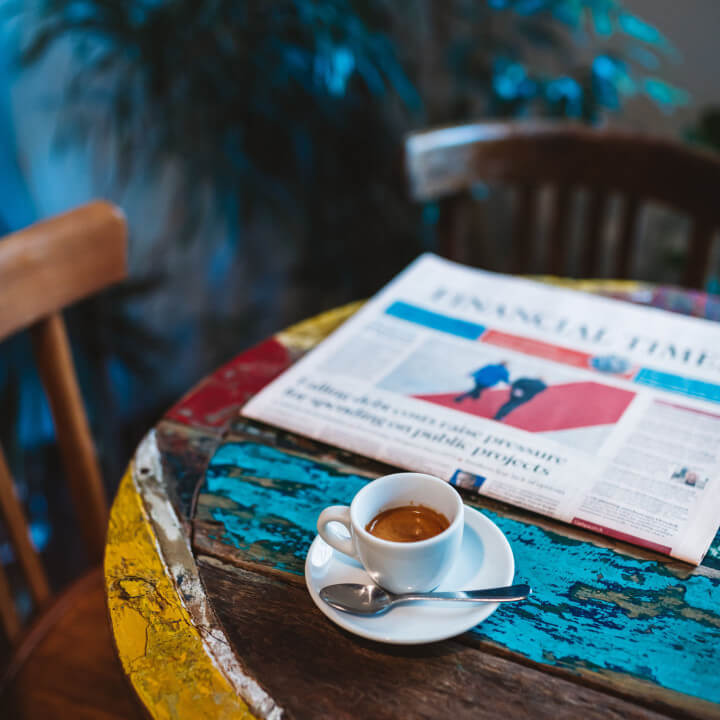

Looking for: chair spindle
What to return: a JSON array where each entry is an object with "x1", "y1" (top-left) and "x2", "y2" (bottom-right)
[
  {"x1": 0, "y1": 445, "x2": 50, "y2": 610},
  {"x1": 683, "y1": 220, "x2": 714, "y2": 289},
  {"x1": 511, "y1": 184, "x2": 536, "y2": 274},
  {"x1": 31, "y1": 313, "x2": 108, "y2": 563},
  {"x1": 581, "y1": 190, "x2": 608, "y2": 278},
  {"x1": 0, "y1": 559, "x2": 21, "y2": 644},
  {"x1": 406, "y1": 122, "x2": 720, "y2": 288},
  {"x1": 548, "y1": 185, "x2": 573, "y2": 276},
  {"x1": 615, "y1": 196, "x2": 641, "y2": 279}
]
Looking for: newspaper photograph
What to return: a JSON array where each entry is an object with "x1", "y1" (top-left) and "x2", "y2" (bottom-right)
[{"x1": 242, "y1": 254, "x2": 720, "y2": 564}]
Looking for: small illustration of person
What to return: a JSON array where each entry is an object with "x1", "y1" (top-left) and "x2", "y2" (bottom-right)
[
  {"x1": 455, "y1": 361, "x2": 509, "y2": 403},
  {"x1": 685, "y1": 471, "x2": 698, "y2": 487},
  {"x1": 494, "y1": 377, "x2": 548, "y2": 421},
  {"x1": 671, "y1": 467, "x2": 688, "y2": 481}
]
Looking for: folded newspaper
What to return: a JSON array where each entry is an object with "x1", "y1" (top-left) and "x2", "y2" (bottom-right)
[{"x1": 243, "y1": 254, "x2": 720, "y2": 564}]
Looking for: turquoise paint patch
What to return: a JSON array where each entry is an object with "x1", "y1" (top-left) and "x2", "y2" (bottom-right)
[
  {"x1": 705, "y1": 532, "x2": 720, "y2": 571},
  {"x1": 202, "y1": 442, "x2": 720, "y2": 707},
  {"x1": 205, "y1": 443, "x2": 369, "y2": 569},
  {"x1": 475, "y1": 518, "x2": 720, "y2": 703}
]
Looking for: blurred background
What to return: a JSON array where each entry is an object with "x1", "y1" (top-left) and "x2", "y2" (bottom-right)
[{"x1": 1, "y1": 0, "x2": 719, "y2": 621}]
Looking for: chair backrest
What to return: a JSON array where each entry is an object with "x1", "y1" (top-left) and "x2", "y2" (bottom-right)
[
  {"x1": 0, "y1": 201, "x2": 127, "y2": 644},
  {"x1": 405, "y1": 121, "x2": 720, "y2": 287}
]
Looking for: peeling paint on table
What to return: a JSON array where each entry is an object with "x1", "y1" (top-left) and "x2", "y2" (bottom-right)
[
  {"x1": 105, "y1": 467, "x2": 259, "y2": 720},
  {"x1": 196, "y1": 440, "x2": 720, "y2": 713},
  {"x1": 106, "y1": 283, "x2": 720, "y2": 720}
]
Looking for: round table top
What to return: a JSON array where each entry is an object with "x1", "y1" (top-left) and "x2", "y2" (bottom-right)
[{"x1": 105, "y1": 280, "x2": 720, "y2": 720}]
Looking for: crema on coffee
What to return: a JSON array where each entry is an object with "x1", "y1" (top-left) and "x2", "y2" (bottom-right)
[{"x1": 365, "y1": 505, "x2": 449, "y2": 542}]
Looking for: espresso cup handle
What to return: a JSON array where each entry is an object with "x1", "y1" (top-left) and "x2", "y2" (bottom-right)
[{"x1": 317, "y1": 506, "x2": 357, "y2": 558}]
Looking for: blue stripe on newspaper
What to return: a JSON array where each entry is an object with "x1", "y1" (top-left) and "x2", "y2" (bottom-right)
[
  {"x1": 634, "y1": 368, "x2": 720, "y2": 404},
  {"x1": 385, "y1": 301, "x2": 485, "y2": 340}
]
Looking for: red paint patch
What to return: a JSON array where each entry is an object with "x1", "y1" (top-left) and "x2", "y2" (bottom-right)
[
  {"x1": 166, "y1": 338, "x2": 292, "y2": 430},
  {"x1": 572, "y1": 518, "x2": 671, "y2": 555},
  {"x1": 415, "y1": 381, "x2": 635, "y2": 432}
]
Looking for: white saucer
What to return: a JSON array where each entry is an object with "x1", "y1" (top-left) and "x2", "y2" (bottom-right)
[{"x1": 304, "y1": 505, "x2": 514, "y2": 645}]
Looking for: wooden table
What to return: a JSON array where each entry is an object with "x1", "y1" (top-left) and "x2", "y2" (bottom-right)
[{"x1": 105, "y1": 281, "x2": 720, "y2": 720}]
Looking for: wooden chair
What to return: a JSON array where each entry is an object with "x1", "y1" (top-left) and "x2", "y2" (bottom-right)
[
  {"x1": 0, "y1": 202, "x2": 144, "y2": 718},
  {"x1": 405, "y1": 121, "x2": 720, "y2": 288}
]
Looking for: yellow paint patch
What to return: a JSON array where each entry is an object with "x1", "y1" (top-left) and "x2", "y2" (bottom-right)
[
  {"x1": 277, "y1": 300, "x2": 363, "y2": 350},
  {"x1": 105, "y1": 469, "x2": 257, "y2": 720},
  {"x1": 532, "y1": 277, "x2": 648, "y2": 293}
]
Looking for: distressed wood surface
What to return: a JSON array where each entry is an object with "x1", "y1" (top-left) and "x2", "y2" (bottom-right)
[
  {"x1": 198, "y1": 554, "x2": 673, "y2": 720},
  {"x1": 106, "y1": 283, "x2": 720, "y2": 719},
  {"x1": 194, "y1": 422, "x2": 720, "y2": 718},
  {"x1": 105, "y1": 465, "x2": 261, "y2": 720}
]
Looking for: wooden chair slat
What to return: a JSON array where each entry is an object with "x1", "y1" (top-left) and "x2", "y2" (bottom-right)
[
  {"x1": 405, "y1": 122, "x2": 720, "y2": 287},
  {"x1": 0, "y1": 201, "x2": 126, "y2": 642},
  {"x1": 0, "y1": 201, "x2": 126, "y2": 343},
  {"x1": 0, "y1": 559, "x2": 21, "y2": 645},
  {"x1": 437, "y1": 195, "x2": 465, "y2": 259},
  {"x1": 582, "y1": 190, "x2": 608, "y2": 277},
  {"x1": 31, "y1": 313, "x2": 108, "y2": 563},
  {"x1": 615, "y1": 196, "x2": 641, "y2": 279},
  {"x1": 548, "y1": 185, "x2": 573, "y2": 276},
  {"x1": 0, "y1": 444, "x2": 50, "y2": 609},
  {"x1": 511, "y1": 184, "x2": 536, "y2": 274},
  {"x1": 683, "y1": 220, "x2": 715, "y2": 288}
]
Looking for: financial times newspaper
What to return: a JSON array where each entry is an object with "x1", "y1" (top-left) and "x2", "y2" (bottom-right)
[{"x1": 243, "y1": 254, "x2": 720, "y2": 564}]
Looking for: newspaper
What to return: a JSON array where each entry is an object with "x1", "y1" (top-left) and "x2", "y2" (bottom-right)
[{"x1": 243, "y1": 254, "x2": 720, "y2": 564}]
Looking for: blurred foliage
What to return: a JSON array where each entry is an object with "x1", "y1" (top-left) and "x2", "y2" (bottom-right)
[
  {"x1": 431, "y1": 0, "x2": 688, "y2": 122},
  {"x1": 18, "y1": 0, "x2": 685, "y2": 259},
  {"x1": 0, "y1": 0, "x2": 687, "y2": 593},
  {"x1": 14, "y1": 0, "x2": 689, "y2": 320}
]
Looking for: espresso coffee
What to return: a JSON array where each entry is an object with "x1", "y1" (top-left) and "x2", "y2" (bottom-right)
[{"x1": 365, "y1": 504, "x2": 450, "y2": 543}]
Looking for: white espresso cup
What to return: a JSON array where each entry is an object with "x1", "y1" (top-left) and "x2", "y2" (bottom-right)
[{"x1": 317, "y1": 472, "x2": 464, "y2": 594}]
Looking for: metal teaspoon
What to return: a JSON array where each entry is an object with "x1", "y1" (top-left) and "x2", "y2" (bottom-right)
[{"x1": 319, "y1": 582, "x2": 532, "y2": 615}]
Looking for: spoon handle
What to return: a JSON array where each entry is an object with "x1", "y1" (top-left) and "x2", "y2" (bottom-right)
[{"x1": 398, "y1": 583, "x2": 531, "y2": 603}]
